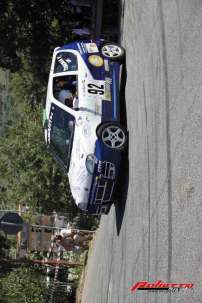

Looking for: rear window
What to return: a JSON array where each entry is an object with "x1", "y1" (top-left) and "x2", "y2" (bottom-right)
[{"x1": 54, "y1": 52, "x2": 78, "y2": 73}]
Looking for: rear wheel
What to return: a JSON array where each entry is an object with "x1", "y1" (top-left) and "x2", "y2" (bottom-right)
[
  {"x1": 96, "y1": 122, "x2": 128, "y2": 151},
  {"x1": 101, "y1": 43, "x2": 125, "y2": 61}
]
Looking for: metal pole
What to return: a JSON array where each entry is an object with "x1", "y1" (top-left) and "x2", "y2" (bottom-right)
[
  {"x1": 0, "y1": 221, "x2": 96, "y2": 235},
  {"x1": 33, "y1": 259, "x2": 83, "y2": 267},
  {"x1": 31, "y1": 224, "x2": 95, "y2": 233},
  {"x1": 0, "y1": 222, "x2": 23, "y2": 226}
]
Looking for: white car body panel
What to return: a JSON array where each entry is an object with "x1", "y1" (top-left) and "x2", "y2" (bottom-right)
[
  {"x1": 44, "y1": 41, "x2": 124, "y2": 214},
  {"x1": 45, "y1": 48, "x2": 104, "y2": 207}
]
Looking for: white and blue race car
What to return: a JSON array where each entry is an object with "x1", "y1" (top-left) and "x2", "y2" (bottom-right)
[{"x1": 43, "y1": 40, "x2": 127, "y2": 214}]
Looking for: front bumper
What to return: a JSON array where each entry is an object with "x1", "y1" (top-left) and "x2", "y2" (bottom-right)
[{"x1": 86, "y1": 160, "x2": 117, "y2": 214}]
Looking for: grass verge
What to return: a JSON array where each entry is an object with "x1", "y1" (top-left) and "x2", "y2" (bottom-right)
[{"x1": 76, "y1": 232, "x2": 96, "y2": 303}]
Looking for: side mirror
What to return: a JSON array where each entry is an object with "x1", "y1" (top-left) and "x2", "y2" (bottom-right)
[
  {"x1": 43, "y1": 119, "x2": 48, "y2": 129},
  {"x1": 43, "y1": 109, "x2": 48, "y2": 129}
]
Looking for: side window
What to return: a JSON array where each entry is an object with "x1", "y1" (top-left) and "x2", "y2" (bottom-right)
[
  {"x1": 51, "y1": 125, "x2": 68, "y2": 159},
  {"x1": 49, "y1": 104, "x2": 75, "y2": 170},
  {"x1": 54, "y1": 52, "x2": 78, "y2": 73},
  {"x1": 53, "y1": 76, "x2": 79, "y2": 111}
]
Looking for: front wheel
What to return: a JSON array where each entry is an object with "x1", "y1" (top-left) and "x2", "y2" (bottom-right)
[
  {"x1": 96, "y1": 122, "x2": 128, "y2": 151},
  {"x1": 101, "y1": 43, "x2": 125, "y2": 61}
]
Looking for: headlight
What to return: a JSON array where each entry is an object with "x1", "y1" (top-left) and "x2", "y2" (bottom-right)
[
  {"x1": 88, "y1": 55, "x2": 104, "y2": 67},
  {"x1": 85, "y1": 154, "x2": 97, "y2": 174}
]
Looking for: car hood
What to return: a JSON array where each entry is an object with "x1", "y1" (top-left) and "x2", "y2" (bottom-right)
[{"x1": 68, "y1": 117, "x2": 97, "y2": 208}]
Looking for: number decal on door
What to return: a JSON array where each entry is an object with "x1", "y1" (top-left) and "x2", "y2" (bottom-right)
[{"x1": 87, "y1": 83, "x2": 104, "y2": 95}]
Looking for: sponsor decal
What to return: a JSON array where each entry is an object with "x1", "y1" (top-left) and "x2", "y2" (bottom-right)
[
  {"x1": 81, "y1": 42, "x2": 87, "y2": 53},
  {"x1": 88, "y1": 55, "x2": 104, "y2": 67},
  {"x1": 77, "y1": 116, "x2": 83, "y2": 126},
  {"x1": 77, "y1": 43, "x2": 83, "y2": 54},
  {"x1": 104, "y1": 59, "x2": 109, "y2": 71},
  {"x1": 82, "y1": 125, "x2": 90, "y2": 137},
  {"x1": 57, "y1": 54, "x2": 71, "y2": 71},
  {"x1": 47, "y1": 111, "x2": 54, "y2": 144},
  {"x1": 97, "y1": 161, "x2": 115, "y2": 179},
  {"x1": 86, "y1": 80, "x2": 105, "y2": 106},
  {"x1": 87, "y1": 83, "x2": 104, "y2": 95},
  {"x1": 85, "y1": 43, "x2": 99, "y2": 53},
  {"x1": 130, "y1": 280, "x2": 194, "y2": 293},
  {"x1": 97, "y1": 161, "x2": 102, "y2": 173},
  {"x1": 105, "y1": 77, "x2": 112, "y2": 101},
  {"x1": 81, "y1": 79, "x2": 86, "y2": 96}
]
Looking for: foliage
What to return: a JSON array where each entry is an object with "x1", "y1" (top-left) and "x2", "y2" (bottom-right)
[
  {"x1": 0, "y1": 87, "x2": 77, "y2": 214},
  {"x1": 0, "y1": 73, "x2": 99, "y2": 231},
  {"x1": 73, "y1": 212, "x2": 99, "y2": 230},
  {"x1": 0, "y1": 266, "x2": 46, "y2": 303},
  {"x1": 0, "y1": 0, "x2": 76, "y2": 104},
  {"x1": 0, "y1": 2, "x2": 101, "y2": 302},
  {"x1": 0, "y1": 0, "x2": 99, "y2": 226},
  {"x1": 0, "y1": 232, "x2": 10, "y2": 258}
]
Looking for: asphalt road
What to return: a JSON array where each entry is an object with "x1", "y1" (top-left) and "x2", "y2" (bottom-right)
[{"x1": 82, "y1": 0, "x2": 202, "y2": 302}]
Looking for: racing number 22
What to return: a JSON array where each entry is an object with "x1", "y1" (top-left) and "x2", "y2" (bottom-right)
[{"x1": 88, "y1": 83, "x2": 104, "y2": 95}]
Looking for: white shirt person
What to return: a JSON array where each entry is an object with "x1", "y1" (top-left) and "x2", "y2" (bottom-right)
[{"x1": 58, "y1": 89, "x2": 79, "y2": 109}]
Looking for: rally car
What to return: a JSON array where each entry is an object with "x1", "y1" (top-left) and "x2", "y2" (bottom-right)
[{"x1": 43, "y1": 40, "x2": 127, "y2": 214}]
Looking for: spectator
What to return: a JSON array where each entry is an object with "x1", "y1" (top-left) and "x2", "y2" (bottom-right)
[
  {"x1": 59, "y1": 228, "x2": 92, "y2": 248},
  {"x1": 54, "y1": 235, "x2": 74, "y2": 251}
]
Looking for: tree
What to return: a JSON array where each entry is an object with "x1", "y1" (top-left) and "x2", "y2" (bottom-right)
[
  {"x1": 0, "y1": 0, "x2": 73, "y2": 77},
  {"x1": 0, "y1": 266, "x2": 46, "y2": 303},
  {"x1": 0, "y1": 0, "x2": 79, "y2": 107},
  {"x1": 0, "y1": 233, "x2": 10, "y2": 258},
  {"x1": 0, "y1": 89, "x2": 76, "y2": 214}
]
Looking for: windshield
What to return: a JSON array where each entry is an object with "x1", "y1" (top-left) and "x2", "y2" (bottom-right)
[
  {"x1": 48, "y1": 103, "x2": 75, "y2": 172},
  {"x1": 54, "y1": 52, "x2": 78, "y2": 73}
]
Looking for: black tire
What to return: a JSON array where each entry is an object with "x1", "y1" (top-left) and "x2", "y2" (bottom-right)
[
  {"x1": 96, "y1": 122, "x2": 128, "y2": 151},
  {"x1": 101, "y1": 43, "x2": 125, "y2": 61}
]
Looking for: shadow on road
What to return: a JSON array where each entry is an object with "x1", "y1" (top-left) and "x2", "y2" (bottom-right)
[
  {"x1": 114, "y1": 151, "x2": 129, "y2": 235},
  {"x1": 114, "y1": 60, "x2": 129, "y2": 235}
]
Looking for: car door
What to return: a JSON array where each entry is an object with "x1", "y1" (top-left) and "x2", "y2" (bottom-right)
[{"x1": 77, "y1": 58, "x2": 105, "y2": 118}]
